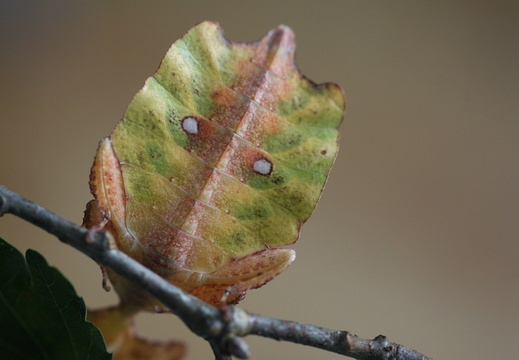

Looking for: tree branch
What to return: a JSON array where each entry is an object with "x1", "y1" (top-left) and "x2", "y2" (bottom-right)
[{"x1": 0, "y1": 185, "x2": 432, "y2": 360}]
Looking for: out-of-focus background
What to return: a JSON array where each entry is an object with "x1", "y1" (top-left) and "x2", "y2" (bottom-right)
[{"x1": 1, "y1": 1, "x2": 518, "y2": 359}]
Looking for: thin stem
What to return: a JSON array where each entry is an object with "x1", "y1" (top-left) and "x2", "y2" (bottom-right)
[{"x1": 0, "y1": 185, "x2": 432, "y2": 360}]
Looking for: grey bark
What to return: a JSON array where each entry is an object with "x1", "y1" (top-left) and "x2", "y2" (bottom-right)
[{"x1": 0, "y1": 185, "x2": 432, "y2": 360}]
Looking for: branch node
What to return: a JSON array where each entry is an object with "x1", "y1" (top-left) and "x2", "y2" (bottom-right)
[
  {"x1": 369, "y1": 335, "x2": 390, "y2": 358},
  {"x1": 227, "y1": 306, "x2": 252, "y2": 336}
]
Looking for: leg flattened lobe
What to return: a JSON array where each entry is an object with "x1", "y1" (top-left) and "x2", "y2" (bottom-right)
[
  {"x1": 89, "y1": 137, "x2": 127, "y2": 230},
  {"x1": 188, "y1": 248, "x2": 296, "y2": 305}
]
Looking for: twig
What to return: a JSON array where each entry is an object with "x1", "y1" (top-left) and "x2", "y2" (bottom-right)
[
  {"x1": 248, "y1": 314, "x2": 431, "y2": 359},
  {"x1": 0, "y1": 185, "x2": 432, "y2": 360}
]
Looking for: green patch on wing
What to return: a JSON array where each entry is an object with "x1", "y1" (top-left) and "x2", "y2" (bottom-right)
[{"x1": 108, "y1": 21, "x2": 344, "y2": 270}]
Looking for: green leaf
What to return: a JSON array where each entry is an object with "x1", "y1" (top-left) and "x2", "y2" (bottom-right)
[{"x1": 0, "y1": 237, "x2": 111, "y2": 360}]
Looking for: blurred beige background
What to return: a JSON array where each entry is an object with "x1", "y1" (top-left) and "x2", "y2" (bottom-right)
[{"x1": 1, "y1": 1, "x2": 518, "y2": 359}]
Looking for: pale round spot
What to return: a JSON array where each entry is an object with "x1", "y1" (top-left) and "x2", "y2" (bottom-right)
[
  {"x1": 181, "y1": 116, "x2": 199, "y2": 135},
  {"x1": 253, "y1": 158, "x2": 273, "y2": 176}
]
